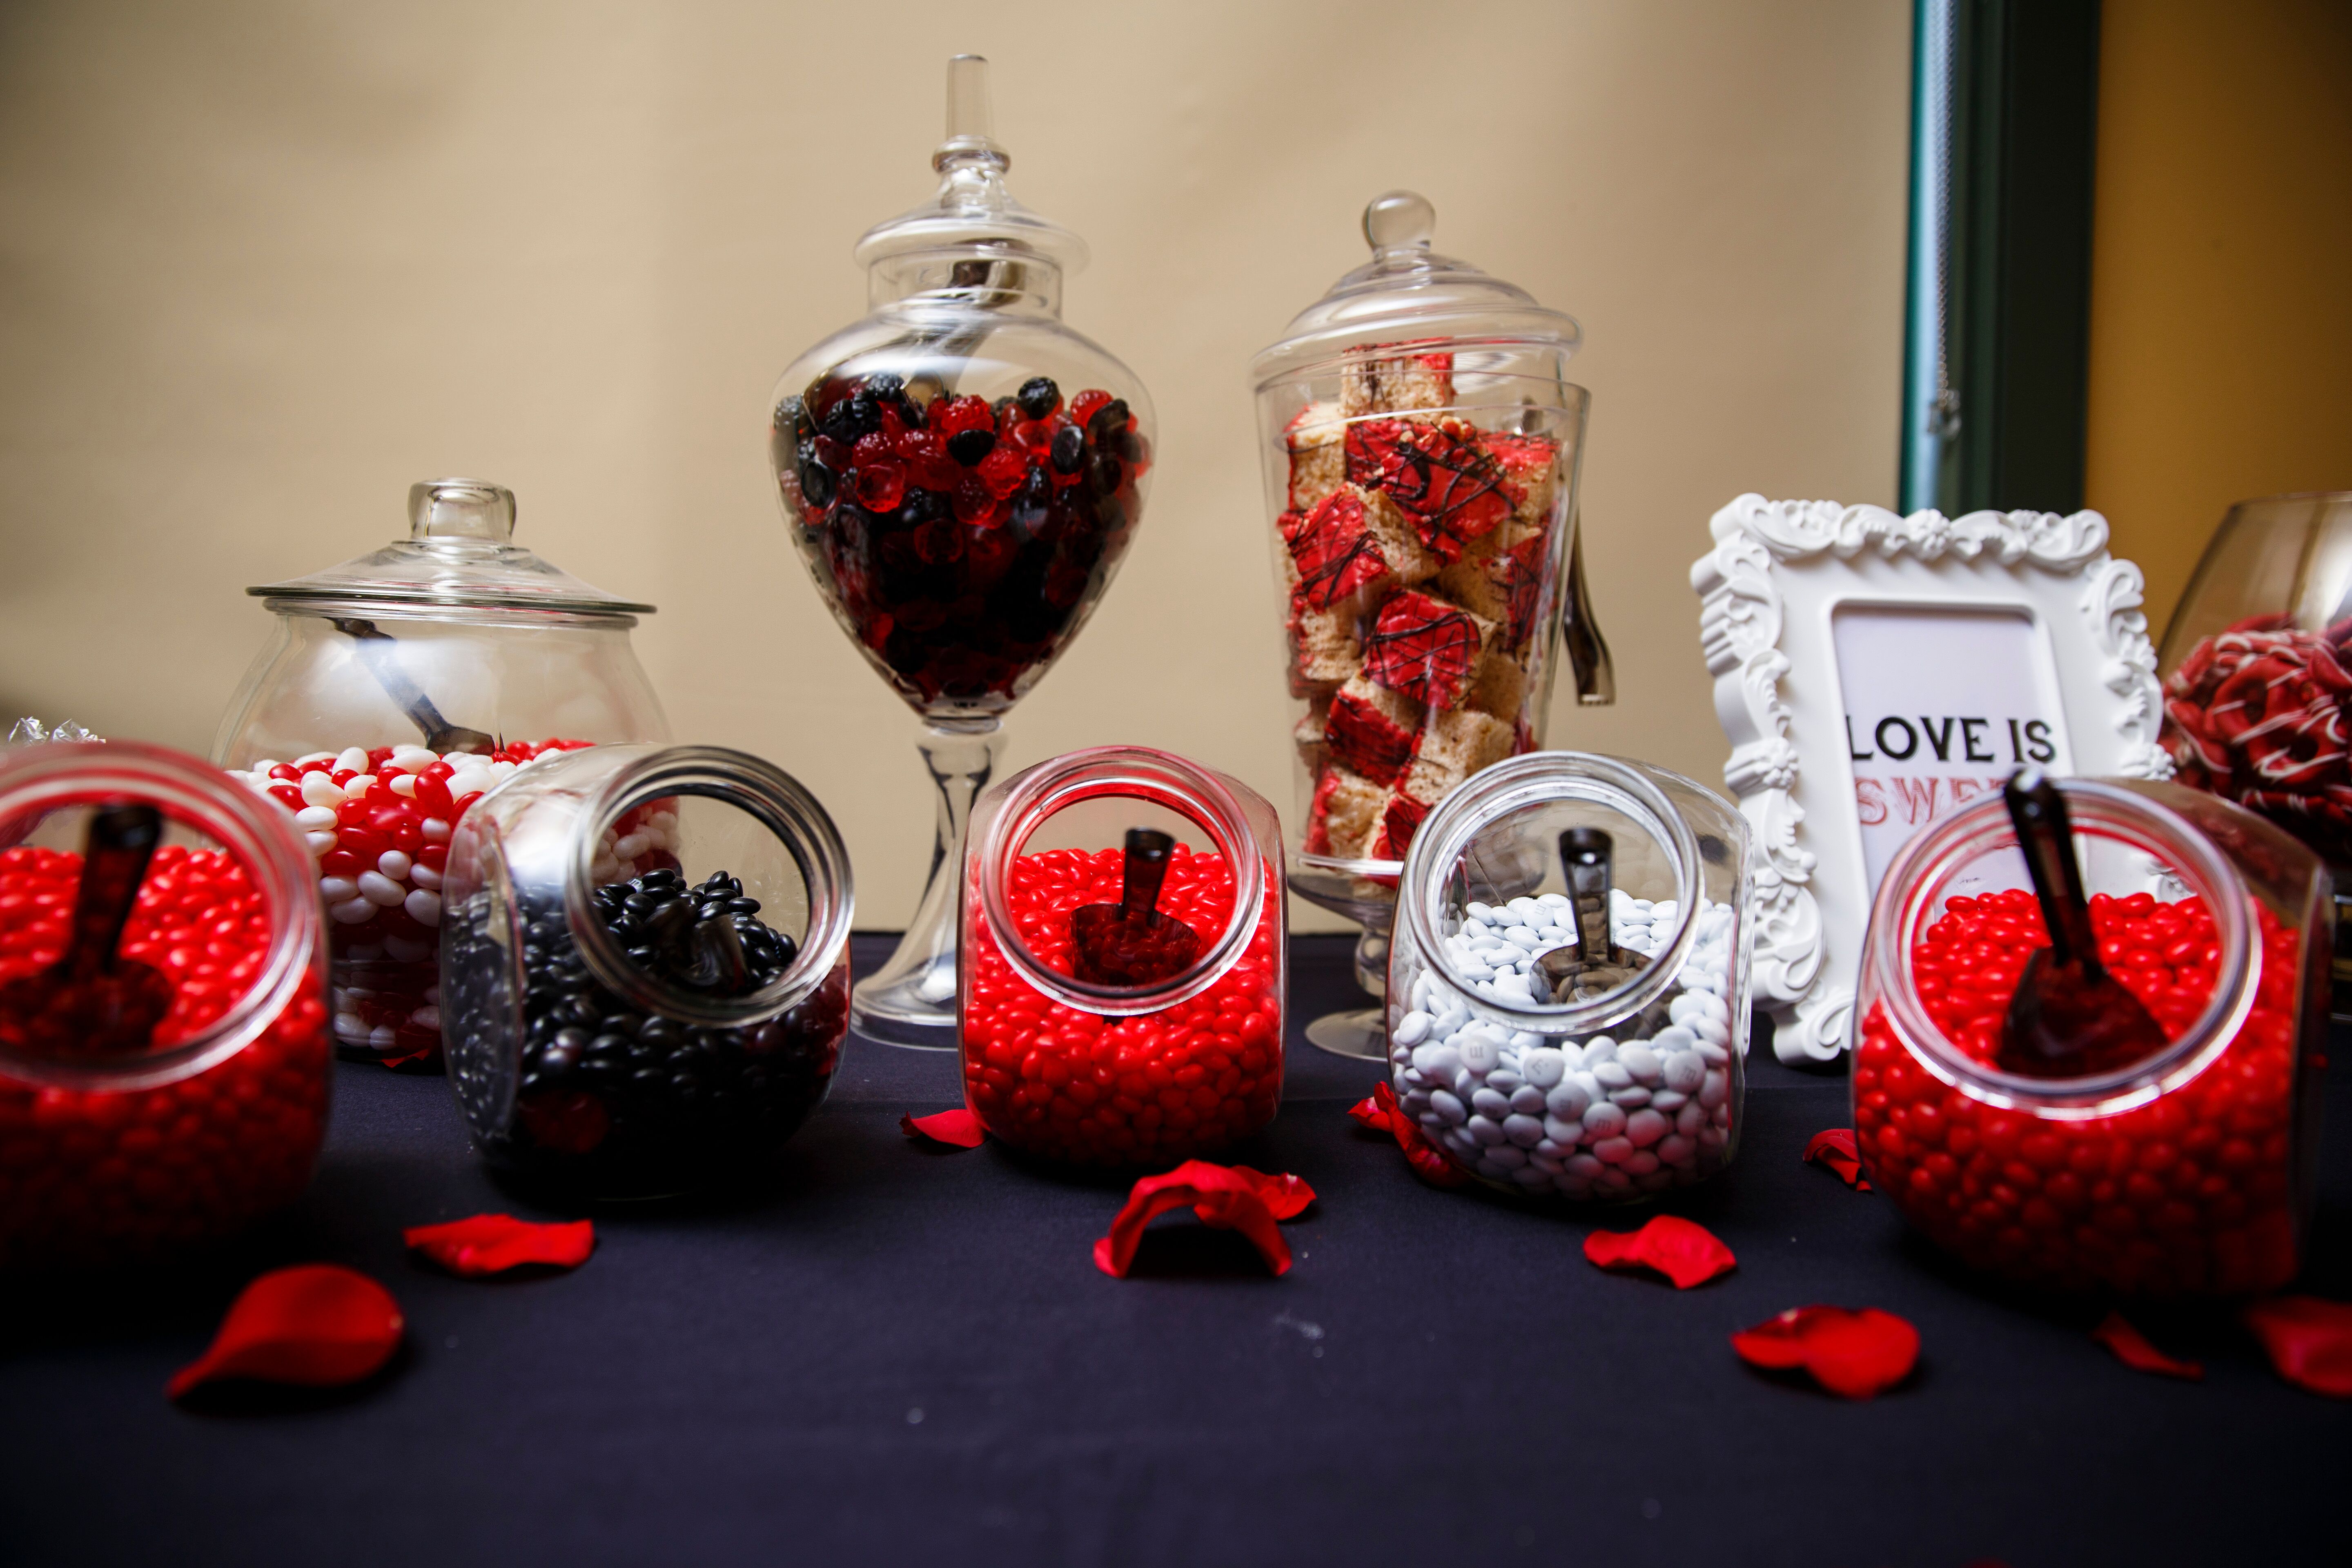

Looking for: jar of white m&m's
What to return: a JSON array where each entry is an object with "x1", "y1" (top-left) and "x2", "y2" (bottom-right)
[
  {"x1": 213, "y1": 479, "x2": 668, "y2": 1068},
  {"x1": 1387, "y1": 752, "x2": 1753, "y2": 1201},
  {"x1": 1855, "y1": 777, "x2": 2330, "y2": 1295}
]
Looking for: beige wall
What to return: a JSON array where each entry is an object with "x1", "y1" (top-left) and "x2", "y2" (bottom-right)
[
  {"x1": 2086, "y1": 0, "x2": 2352, "y2": 635},
  {"x1": 0, "y1": 0, "x2": 1911, "y2": 929}
]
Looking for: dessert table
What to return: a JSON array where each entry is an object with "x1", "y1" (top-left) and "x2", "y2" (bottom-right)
[{"x1": 3, "y1": 933, "x2": 2343, "y2": 1566}]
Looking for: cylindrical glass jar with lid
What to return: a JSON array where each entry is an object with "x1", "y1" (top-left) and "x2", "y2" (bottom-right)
[
  {"x1": 439, "y1": 744, "x2": 853, "y2": 1200},
  {"x1": 1251, "y1": 192, "x2": 1608, "y2": 1062},
  {"x1": 213, "y1": 477, "x2": 668, "y2": 1068},
  {"x1": 769, "y1": 55, "x2": 1156, "y2": 1050},
  {"x1": 1388, "y1": 752, "x2": 1751, "y2": 1201},
  {"x1": 0, "y1": 740, "x2": 331, "y2": 1267},
  {"x1": 959, "y1": 746, "x2": 1285, "y2": 1168},
  {"x1": 1854, "y1": 777, "x2": 2330, "y2": 1296},
  {"x1": 2154, "y1": 490, "x2": 2352, "y2": 994}
]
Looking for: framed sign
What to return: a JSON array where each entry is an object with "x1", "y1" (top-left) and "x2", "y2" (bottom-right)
[{"x1": 1690, "y1": 494, "x2": 2169, "y2": 1064}]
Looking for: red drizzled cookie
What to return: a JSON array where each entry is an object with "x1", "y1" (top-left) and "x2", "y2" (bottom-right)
[
  {"x1": 1325, "y1": 678, "x2": 1420, "y2": 786},
  {"x1": 1363, "y1": 590, "x2": 1490, "y2": 709},
  {"x1": 1487, "y1": 535, "x2": 1548, "y2": 647},
  {"x1": 1344, "y1": 418, "x2": 1515, "y2": 562},
  {"x1": 1372, "y1": 792, "x2": 1430, "y2": 860},
  {"x1": 1281, "y1": 492, "x2": 1393, "y2": 610}
]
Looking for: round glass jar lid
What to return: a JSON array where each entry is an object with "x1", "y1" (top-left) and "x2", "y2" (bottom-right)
[
  {"x1": 1250, "y1": 190, "x2": 1583, "y2": 390},
  {"x1": 248, "y1": 478, "x2": 654, "y2": 616}
]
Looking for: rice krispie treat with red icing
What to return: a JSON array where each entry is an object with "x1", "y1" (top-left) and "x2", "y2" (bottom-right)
[
  {"x1": 1413, "y1": 706, "x2": 1515, "y2": 778},
  {"x1": 1362, "y1": 590, "x2": 1495, "y2": 710},
  {"x1": 1325, "y1": 673, "x2": 1424, "y2": 787},
  {"x1": 1305, "y1": 764, "x2": 1388, "y2": 860},
  {"x1": 1341, "y1": 341, "x2": 1455, "y2": 418},
  {"x1": 1285, "y1": 402, "x2": 1347, "y2": 512}
]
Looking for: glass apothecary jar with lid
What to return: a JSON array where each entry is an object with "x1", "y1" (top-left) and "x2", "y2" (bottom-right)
[
  {"x1": 1252, "y1": 191, "x2": 1609, "y2": 1062},
  {"x1": 1388, "y1": 752, "x2": 1751, "y2": 1201},
  {"x1": 213, "y1": 477, "x2": 668, "y2": 1067},
  {"x1": 0, "y1": 740, "x2": 330, "y2": 1266},
  {"x1": 439, "y1": 744, "x2": 852, "y2": 1200},
  {"x1": 1855, "y1": 776, "x2": 2328, "y2": 1294},
  {"x1": 959, "y1": 746, "x2": 1284, "y2": 1167},
  {"x1": 770, "y1": 55, "x2": 1155, "y2": 1049}
]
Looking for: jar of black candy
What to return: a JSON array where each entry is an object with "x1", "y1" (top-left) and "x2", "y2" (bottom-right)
[{"x1": 439, "y1": 745, "x2": 852, "y2": 1198}]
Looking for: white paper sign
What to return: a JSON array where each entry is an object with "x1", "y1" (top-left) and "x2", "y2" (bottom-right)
[{"x1": 1831, "y1": 604, "x2": 2071, "y2": 893}]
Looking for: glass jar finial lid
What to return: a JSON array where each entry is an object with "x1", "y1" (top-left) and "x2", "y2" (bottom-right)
[
  {"x1": 850, "y1": 54, "x2": 1089, "y2": 276},
  {"x1": 247, "y1": 477, "x2": 653, "y2": 616},
  {"x1": 1250, "y1": 190, "x2": 1583, "y2": 389}
]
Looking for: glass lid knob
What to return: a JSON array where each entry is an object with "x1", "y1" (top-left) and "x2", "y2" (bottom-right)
[
  {"x1": 1363, "y1": 190, "x2": 1436, "y2": 256},
  {"x1": 408, "y1": 479, "x2": 516, "y2": 545}
]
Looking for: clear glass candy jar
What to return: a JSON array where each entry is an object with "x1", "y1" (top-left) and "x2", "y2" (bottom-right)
[
  {"x1": 214, "y1": 477, "x2": 668, "y2": 1067},
  {"x1": 2156, "y1": 490, "x2": 2352, "y2": 987},
  {"x1": 960, "y1": 747, "x2": 1285, "y2": 1167},
  {"x1": 1388, "y1": 753, "x2": 1751, "y2": 1201},
  {"x1": 769, "y1": 56, "x2": 1155, "y2": 1049},
  {"x1": 1251, "y1": 191, "x2": 1606, "y2": 1060},
  {"x1": 1855, "y1": 778, "x2": 2329, "y2": 1295},
  {"x1": 439, "y1": 745, "x2": 853, "y2": 1199},
  {"x1": 0, "y1": 741, "x2": 330, "y2": 1266}
]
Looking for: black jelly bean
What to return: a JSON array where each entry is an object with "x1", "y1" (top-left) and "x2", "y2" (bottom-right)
[
  {"x1": 1016, "y1": 376, "x2": 1060, "y2": 419},
  {"x1": 947, "y1": 428, "x2": 996, "y2": 466}
]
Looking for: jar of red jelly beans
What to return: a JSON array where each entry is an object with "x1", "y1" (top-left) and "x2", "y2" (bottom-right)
[
  {"x1": 0, "y1": 740, "x2": 331, "y2": 1267},
  {"x1": 439, "y1": 744, "x2": 854, "y2": 1199},
  {"x1": 1855, "y1": 777, "x2": 2331, "y2": 1296},
  {"x1": 959, "y1": 747, "x2": 1286, "y2": 1168},
  {"x1": 214, "y1": 477, "x2": 668, "y2": 1068},
  {"x1": 1387, "y1": 752, "x2": 1753, "y2": 1200}
]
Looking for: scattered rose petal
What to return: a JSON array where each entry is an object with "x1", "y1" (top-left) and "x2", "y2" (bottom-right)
[
  {"x1": 1583, "y1": 1214, "x2": 1737, "y2": 1288},
  {"x1": 167, "y1": 1265, "x2": 404, "y2": 1400},
  {"x1": 2242, "y1": 1295, "x2": 2352, "y2": 1397},
  {"x1": 1093, "y1": 1159, "x2": 1314, "y2": 1279},
  {"x1": 2090, "y1": 1310, "x2": 2203, "y2": 1380},
  {"x1": 1731, "y1": 1305, "x2": 1920, "y2": 1399},
  {"x1": 404, "y1": 1214, "x2": 595, "y2": 1277},
  {"x1": 1803, "y1": 1127, "x2": 1871, "y2": 1190},
  {"x1": 1351, "y1": 1082, "x2": 1472, "y2": 1188},
  {"x1": 901, "y1": 1107, "x2": 986, "y2": 1148}
]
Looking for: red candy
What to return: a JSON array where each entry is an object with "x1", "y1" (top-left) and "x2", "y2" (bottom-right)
[
  {"x1": 1857, "y1": 887, "x2": 2310, "y2": 1295},
  {"x1": 2163, "y1": 615, "x2": 2352, "y2": 862},
  {"x1": 0, "y1": 844, "x2": 330, "y2": 1266},
  {"x1": 961, "y1": 846, "x2": 1281, "y2": 1167}
]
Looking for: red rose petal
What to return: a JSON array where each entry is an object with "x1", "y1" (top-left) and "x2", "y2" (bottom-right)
[
  {"x1": 403, "y1": 1214, "x2": 595, "y2": 1277},
  {"x1": 1092, "y1": 1159, "x2": 1310, "y2": 1279},
  {"x1": 1802, "y1": 1127, "x2": 1872, "y2": 1191},
  {"x1": 167, "y1": 1265, "x2": 404, "y2": 1400},
  {"x1": 1352, "y1": 1082, "x2": 1472, "y2": 1188},
  {"x1": 1731, "y1": 1305, "x2": 1919, "y2": 1399},
  {"x1": 901, "y1": 1107, "x2": 987, "y2": 1148},
  {"x1": 1582, "y1": 1214, "x2": 1737, "y2": 1289},
  {"x1": 2091, "y1": 1310, "x2": 2203, "y2": 1381},
  {"x1": 2242, "y1": 1295, "x2": 2352, "y2": 1397}
]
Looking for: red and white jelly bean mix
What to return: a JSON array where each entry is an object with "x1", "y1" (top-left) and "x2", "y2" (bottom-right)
[
  {"x1": 227, "y1": 739, "x2": 675, "y2": 1062},
  {"x1": 1858, "y1": 887, "x2": 2309, "y2": 1295},
  {"x1": 962, "y1": 846, "x2": 1281, "y2": 1167},
  {"x1": 0, "y1": 844, "x2": 329, "y2": 1263}
]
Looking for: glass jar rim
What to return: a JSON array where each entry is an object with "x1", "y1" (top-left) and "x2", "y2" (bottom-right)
[
  {"x1": 1399, "y1": 751, "x2": 1703, "y2": 1030},
  {"x1": 0, "y1": 740, "x2": 321, "y2": 1091},
  {"x1": 975, "y1": 746, "x2": 1268, "y2": 1017},
  {"x1": 561, "y1": 746, "x2": 855, "y2": 1029},
  {"x1": 1252, "y1": 339, "x2": 1588, "y2": 399},
  {"x1": 1864, "y1": 778, "x2": 2258, "y2": 1115}
]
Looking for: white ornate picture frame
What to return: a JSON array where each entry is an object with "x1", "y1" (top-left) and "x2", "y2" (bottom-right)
[{"x1": 1691, "y1": 494, "x2": 2170, "y2": 1065}]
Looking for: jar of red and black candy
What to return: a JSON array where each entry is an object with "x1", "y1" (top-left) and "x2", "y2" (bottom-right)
[
  {"x1": 768, "y1": 54, "x2": 1156, "y2": 1049},
  {"x1": 214, "y1": 477, "x2": 668, "y2": 1068},
  {"x1": 959, "y1": 746, "x2": 1285, "y2": 1168},
  {"x1": 439, "y1": 744, "x2": 853, "y2": 1199},
  {"x1": 1855, "y1": 776, "x2": 2331, "y2": 1295},
  {"x1": 0, "y1": 740, "x2": 331, "y2": 1267}
]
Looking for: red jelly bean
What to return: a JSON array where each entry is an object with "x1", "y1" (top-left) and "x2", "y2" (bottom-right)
[
  {"x1": 1858, "y1": 887, "x2": 2310, "y2": 1295},
  {"x1": 0, "y1": 844, "x2": 330, "y2": 1265},
  {"x1": 961, "y1": 846, "x2": 1281, "y2": 1168}
]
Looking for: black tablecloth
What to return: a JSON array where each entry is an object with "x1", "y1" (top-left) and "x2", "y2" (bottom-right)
[{"x1": 3, "y1": 934, "x2": 2345, "y2": 1566}]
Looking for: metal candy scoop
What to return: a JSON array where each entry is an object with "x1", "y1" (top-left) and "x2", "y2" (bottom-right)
[
  {"x1": 1996, "y1": 768, "x2": 2169, "y2": 1078},
  {"x1": 331, "y1": 618, "x2": 496, "y2": 755},
  {"x1": 0, "y1": 804, "x2": 176, "y2": 1059},
  {"x1": 1537, "y1": 827, "x2": 1649, "y2": 1003},
  {"x1": 1070, "y1": 829, "x2": 1203, "y2": 987}
]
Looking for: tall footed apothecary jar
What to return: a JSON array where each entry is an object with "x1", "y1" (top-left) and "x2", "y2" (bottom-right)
[
  {"x1": 770, "y1": 56, "x2": 1155, "y2": 1048},
  {"x1": 1252, "y1": 192, "x2": 1608, "y2": 1060},
  {"x1": 213, "y1": 478, "x2": 668, "y2": 1068},
  {"x1": 1388, "y1": 753, "x2": 1751, "y2": 1200}
]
